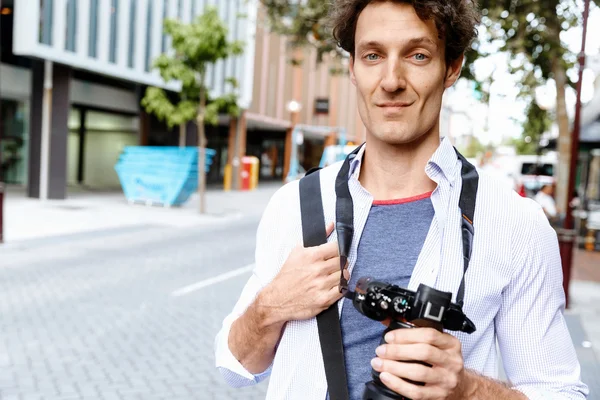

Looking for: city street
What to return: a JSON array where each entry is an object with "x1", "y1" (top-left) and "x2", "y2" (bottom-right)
[
  {"x1": 1, "y1": 185, "x2": 600, "y2": 399},
  {"x1": 0, "y1": 192, "x2": 272, "y2": 400},
  {"x1": 2, "y1": 0, "x2": 600, "y2": 399}
]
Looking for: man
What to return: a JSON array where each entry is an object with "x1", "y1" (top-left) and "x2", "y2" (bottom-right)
[
  {"x1": 534, "y1": 183, "x2": 558, "y2": 220},
  {"x1": 215, "y1": 1, "x2": 588, "y2": 399}
]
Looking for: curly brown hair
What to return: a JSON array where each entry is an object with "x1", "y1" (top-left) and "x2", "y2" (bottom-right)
[{"x1": 330, "y1": 0, "x2": 480, "y2": 64}]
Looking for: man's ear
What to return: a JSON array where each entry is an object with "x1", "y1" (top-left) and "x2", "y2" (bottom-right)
[
  {"x1": 349, "y1": 55, "x2": 357, "y2": 86},
  {"x1": 444, "y1": 53, "x2": 464, "y2": 89}
]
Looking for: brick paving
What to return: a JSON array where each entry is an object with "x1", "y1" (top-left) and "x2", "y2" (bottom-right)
[
  {"x1": 0, "y1": 208, "x2": 270, "y2": 400},
  {"x1": 573, "y1": 248, "x2": 600, "y2": 282},
  {"x1": 1, "y1": 185, "x2": 599, "y2": 399}
]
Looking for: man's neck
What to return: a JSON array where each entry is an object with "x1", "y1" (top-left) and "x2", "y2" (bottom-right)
[{"x1": 358, "y1": 132, "x2": 440, "y2": 201}]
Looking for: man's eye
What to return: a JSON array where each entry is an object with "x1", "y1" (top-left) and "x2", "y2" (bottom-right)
[
  {"x1": 365, "y1": 54, "x2": 380, "y2": 61},
  {"x1": 413, "y1": 53, "x2": 428, "y2": 61}
]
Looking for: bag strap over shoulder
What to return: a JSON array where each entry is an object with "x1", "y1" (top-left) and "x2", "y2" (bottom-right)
[{"x1": 299, "y1": 169, "x2": 350, "y2": 400}]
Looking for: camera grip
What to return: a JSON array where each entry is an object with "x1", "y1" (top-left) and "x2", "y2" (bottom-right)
[
  {"x1": 378, "y1": 321, "x2": 432, "y2": 385},
  {"x1": 365, "y1": 321, "x2": 439, "y2": 400}
]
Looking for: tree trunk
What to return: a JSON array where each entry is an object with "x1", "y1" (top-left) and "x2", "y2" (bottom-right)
[
  {"x1": 197, "y1": 88, "x2": 207, "y2": 214},
  {"x1": 554, "y1": 62, "x2": 571, "y2": 214},
  {"x1": 179, "y1": 123, "x2": 186, "y2": 148}
]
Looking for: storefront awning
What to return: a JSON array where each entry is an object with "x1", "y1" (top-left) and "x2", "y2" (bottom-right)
[
  {"x1": 543, "y1": 119, "x2": 600, "y2": 150},
  {"x1": 581, "y1": 120, "x2": 600, "y2": 143}
]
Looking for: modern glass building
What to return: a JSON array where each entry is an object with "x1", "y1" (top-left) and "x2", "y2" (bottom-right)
[
  {"x1": 1, "y1": 0, "x2": 366, "y2": 196},
  {"x1": 0, "y1": 0, "x2": 257, "y2": 199}
]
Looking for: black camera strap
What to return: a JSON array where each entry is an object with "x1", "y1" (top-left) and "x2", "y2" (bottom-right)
[
  {"x1": 333, "y1": 144, "x2": 477, "y2": 307},
  {"x1": 298, "y1": 143, "x2": 478, "y2": 400},
  {"x1": 455, "y1": 151, "x2": 478, "y2": 307},
  {"x1": 300, "y1": 169, "x2": 350, "y2": 400}
]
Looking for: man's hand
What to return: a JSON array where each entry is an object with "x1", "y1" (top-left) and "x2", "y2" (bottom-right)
[
  {"x1": 257, "y1": 222, "x2": 345, "y2": 324},
  {"x1": 370, "y1": 327, "x2": 466, "y2": 400},
  {"x1": 229, "y1": 222, "x2": 344, "y2": 374}
]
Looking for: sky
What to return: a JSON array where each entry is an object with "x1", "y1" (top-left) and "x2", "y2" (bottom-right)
[{"x1": 445, "y1": 3, "x2": 600, "y2": 147}]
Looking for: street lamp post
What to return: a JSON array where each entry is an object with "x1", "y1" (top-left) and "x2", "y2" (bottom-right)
[
  {"x1": 285, "y1": 100, "x2": 302, "y2": 182},
  {"x1": 557, "y1": 0, "x2": 591, "y2": 308},
  {"x1": 0, "y1": 0, "x2": 4, "y2": 244}
]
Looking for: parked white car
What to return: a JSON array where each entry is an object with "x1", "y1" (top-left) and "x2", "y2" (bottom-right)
[{"x1": 480, "y1": 154, "x2": 557, "y2": 198}]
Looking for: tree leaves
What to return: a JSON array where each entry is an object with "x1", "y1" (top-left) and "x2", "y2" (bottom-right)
[
  {"x1": 513, "y1": 101, "x2": 553, "y2": 154},
  {"x1": 141, "y1": 6, "x2": 245, "y2": 129},
  {"x1": 260, "y1": 0, "x2": 344, "y2": 66},
  {"x1": 259, "y1": 0, "x2": 598, "y2": 146}
]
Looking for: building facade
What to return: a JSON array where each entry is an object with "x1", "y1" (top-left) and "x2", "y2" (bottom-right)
[
  {"x1": 241, "y1": 6, "x2": 365, "y2": 183},
  {"x1": 1, "y1": 0, "x2": 364, "y2": 198},
  {"x1": 1, "y1": 0, "x2": 257, "y2": 198}
]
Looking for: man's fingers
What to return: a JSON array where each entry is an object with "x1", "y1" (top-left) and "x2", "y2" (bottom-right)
[
  {"x1": 376, "y1": 343, "x2": 446, "y2": 366},
  {"x1": 316, "y1": 240, "x2": 339, "y2": 260},
  {"x1": 326, "y1": 222, "x2": 335, "y2": 237},
  {"x1": 377, "y1": 371, "x2": 446, "y2": 400},
  {"x1": 385, "y1": 327, "x2": 456, "y2": 350},
  {"x1": 320, "y1": 266, "x2": 343, "y2": 289},
  {"x1": 320, "y1": 256, "x2": 342, "y2": 274},
  {"x1": 371, "y1": 358, "x2": 439, "y2": 386},
  {"x1": 326, "y1": 285, "x2": 345, "y2": 304}
]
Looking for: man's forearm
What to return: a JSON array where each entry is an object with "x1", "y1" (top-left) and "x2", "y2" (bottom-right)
[
  {"x1": 460, "y1": 370, "x2": 528, "y2": 399},
  {"x1": 228, "y1": 290, "x2": 286, "y2": 374}
]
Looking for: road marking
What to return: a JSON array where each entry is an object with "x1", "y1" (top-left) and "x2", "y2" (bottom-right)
[{"x1": 171, "y1": 264, "x2": 255, "y2": 297}]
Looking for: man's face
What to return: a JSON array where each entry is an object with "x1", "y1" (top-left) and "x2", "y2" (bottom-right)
[{"x1": 349, "y1": 1, "x2": 463, "y2": 145}]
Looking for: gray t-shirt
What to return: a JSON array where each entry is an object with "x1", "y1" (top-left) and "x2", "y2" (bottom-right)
[{"x1": 340, "y1": 192, "x2": 434, "y2": 400}]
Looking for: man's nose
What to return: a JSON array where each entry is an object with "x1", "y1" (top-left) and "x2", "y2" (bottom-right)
[{"x1": 380, "y1": 58, "x2": 407, "y2": 93}]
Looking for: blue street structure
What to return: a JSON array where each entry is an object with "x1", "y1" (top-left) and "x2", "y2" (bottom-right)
[{"x1": 115, "y1": 146, "x2": 215, "y2": 207}]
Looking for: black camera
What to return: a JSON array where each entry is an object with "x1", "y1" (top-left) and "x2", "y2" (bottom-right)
[{"x1": 344, "y1": 277, "x2": 476, "y2": 400}]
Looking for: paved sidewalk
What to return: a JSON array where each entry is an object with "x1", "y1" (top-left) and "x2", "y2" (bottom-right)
[
  {"x1": 573, "y1": 248, "x2": 600, "y2": 283},
  {"x1": 566, "y1": 280, "x2": 600, "y2": 395},
  {"x1": 3, "y1": 184, "x2": 282, "y2": 243},
  {"x1": 3, "y1": 183, "x2": 600, "y2": 394}
]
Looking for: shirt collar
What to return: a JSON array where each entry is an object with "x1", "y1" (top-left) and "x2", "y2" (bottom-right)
[{"x1": 348, "y1": 136, "x2": 460, "y2": 186}]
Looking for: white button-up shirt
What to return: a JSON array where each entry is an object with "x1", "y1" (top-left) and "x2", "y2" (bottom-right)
[{"x1": 214, "y1": 138, "x2": 589, "y2": 399}]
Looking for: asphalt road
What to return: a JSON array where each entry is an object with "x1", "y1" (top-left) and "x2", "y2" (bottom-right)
[
  {"x1": 2, "y1": 204, "x2": 598, "y2": 399},
  {"x1": 0, "y1": 215, "x2": 269, "y2": 400}
]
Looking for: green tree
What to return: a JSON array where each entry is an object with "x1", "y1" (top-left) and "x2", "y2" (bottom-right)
[
  {"x1": 141, "y1": 7, "x2": 244, "y2": 214},
  {"x1": 460, "y1": 137, "x2": 487, "y2": 158},
  {"x1": 261, "y1": 0, "x2": 337, "y2": 63},
  {"x1": 260, "y1": 0, "x2": 597, "y2": 206},
  {"x1": 512, "y1": 102, "x2": 553, "y2": 155},
  {"x1": 477, "y1": 0, "x2": 598, "y2": 206}
]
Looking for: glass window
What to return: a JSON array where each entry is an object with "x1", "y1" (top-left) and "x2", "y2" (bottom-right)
[
  {"x1": 177, "y1": 0, "x2": 183, "y2": 20},
  {"x1": 128, "y1": 0, "x2": 137, "y2": 68},
  {"x1": 39, "y1": 0, "x2": 53, "y2": 45},
  {"x1": 65, "y1": 0, "x2": 77, "y2": 52},
  {"x1": 161, "y1": 0, "x2": 167, "y2": 53},
  {"x1": 109, "y1": 0, "x2": 118, "y2": 63},
  {"x1": 88, "y1": 0, "x2": 99, "y2": 57},
  {"x1": 0, "y1": 99, "x2": 29, "y2": 185},
  {"x1": 191, "y1": 0, "x2": 197, "y2": 18},
  {"x1": 521, "y1": 163, "x2": 554, "y2": 177},
  {"x1": 144, "y1": 1, "x2": 153, "y2": 71}
]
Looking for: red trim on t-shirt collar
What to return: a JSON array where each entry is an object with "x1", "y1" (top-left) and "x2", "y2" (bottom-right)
[{"x1": 372, "y1": 191, "x2": 434, "y2": 206}]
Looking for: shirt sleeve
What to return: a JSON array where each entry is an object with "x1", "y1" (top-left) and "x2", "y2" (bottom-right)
[
  {"x1": 495, "y1": 205, "x2": 589, "y2": 399},
  {"x1": 213, "y1": 270, "x2": 273, "y2": 387},
  {"x1": 213, "y1": 185, "x2": 290, "y2": 387}
]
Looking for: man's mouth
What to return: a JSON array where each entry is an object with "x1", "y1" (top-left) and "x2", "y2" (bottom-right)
[{"x1": 376, "y1": 101, "x2": 414, "y2": 108}]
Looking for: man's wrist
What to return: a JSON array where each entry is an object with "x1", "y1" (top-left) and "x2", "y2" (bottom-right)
[
  {"x1": 254, "y1": 287, "x2": 287, "y2": 329},
  {"x1": 458, "y1": 370, "x2": 527, "y2": 400},
  {"x1": 457, "y1": 370, "x2": 479, "y2": 398}
]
